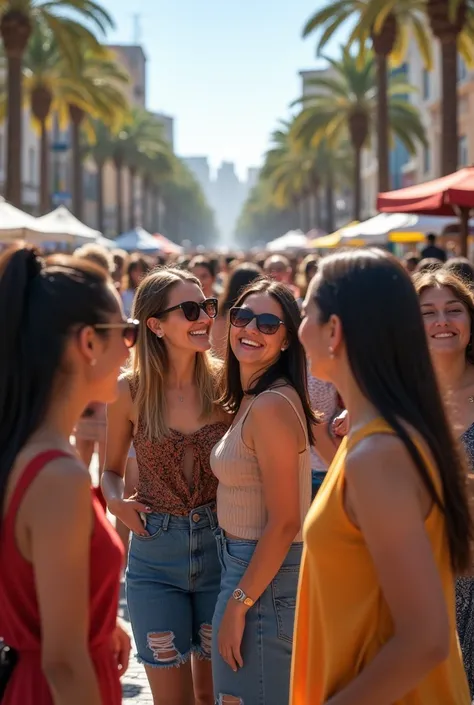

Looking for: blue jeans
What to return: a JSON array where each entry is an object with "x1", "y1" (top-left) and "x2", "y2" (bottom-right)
[
  {"x1": 212, "y1": 529, "x2": 302, "y2": 705},
  {"x1": 126, "y1": 503, "x2": 220, "y2": 668}
]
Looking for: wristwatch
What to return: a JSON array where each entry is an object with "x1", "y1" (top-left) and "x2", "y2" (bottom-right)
[{"x1": 232, "y1": 588, "x2": 255, "y2": 607}]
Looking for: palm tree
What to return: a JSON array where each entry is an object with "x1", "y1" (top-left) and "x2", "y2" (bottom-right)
[
  {"x1": 293, "y1": 48, "x2": 426, "y2": 220},
  {"x1": 302, "y1": 0, "x2": 431, "y2": 192},
  {"x1": 62, "y1": 47, "x2": 130, "y2": 219},
  {"x1": 160, "y1": 160, "x2": 216, "y2": 246},
  {"x1": 0, "y1": 0, "x2": 113, "y2": 207},
  {"x1": 82, "y1": 119, "x2": 115, "y2": 233},
  {"x1": 118, "y1": 109, "x2": 174, "y2": 230},
  {"x1": 260, "y1": 120, "x2": 315, "y2": 231},
  {"x1": 425, "y1": 0, "x2": 474, "y2": 174}
]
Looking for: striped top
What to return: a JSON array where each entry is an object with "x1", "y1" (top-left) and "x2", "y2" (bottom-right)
[{"x1": 211, "y1": 389, "x2": 311, "y2": 540}]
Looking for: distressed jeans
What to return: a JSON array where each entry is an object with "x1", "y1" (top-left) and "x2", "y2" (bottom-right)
[
  {"x1": 212, "y1": 529, "x2": 302, "y2": 705},
  {"x1": 126, "y1": 503, "x2": 220, "y2": 668}
]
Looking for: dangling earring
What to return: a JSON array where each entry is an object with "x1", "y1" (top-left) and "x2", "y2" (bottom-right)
[
  {"x1": 90, "y1": 359, "x2": 97, "y2": 367},
  {"x1": 156, "y1": 331, "x2": 164, "y2": 339},
  {"x1": 328, "y1": 346, "x2": 335, "y2": 359}
]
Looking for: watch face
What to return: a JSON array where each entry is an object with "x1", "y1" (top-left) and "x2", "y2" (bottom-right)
[{"x1": 233, "y1": 589, "x2": 244, "y2": 600}]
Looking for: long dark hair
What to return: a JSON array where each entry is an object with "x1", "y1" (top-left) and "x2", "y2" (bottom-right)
[
  {"x1": 221, "y1": 278, "x2": 316, "y2": 444},
  {"x1": 414, "y1": 267, "x2": 474, "y2": 365},
  {"x1": 0, "y1": 245, "x2": 117, "y2": 514},
  {"x1": 219, "y1": 262, "x2": 263, "y2": 315},
  {"x1": 314, "y1": 249, "x2": 472, "y2": 573}
]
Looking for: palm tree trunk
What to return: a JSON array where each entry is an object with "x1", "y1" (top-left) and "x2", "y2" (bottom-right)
[
  {"x1": 313, "y1": 188, "x2": 322, "y2": 229},
  {"x1": 325, "y1": 173, "x2": 335, "y2": 233},
  {"x1": 69, "y1": 106, "x2": 85, "y2": 219},
  {"x1": 1, "y1": 12, "x2": 32, "y2": 206},
  {"x1": 96, "y1": 159, "x2": 104, "y2": 233},
  {"x1": 354, "y1": 147, "x2": 362, "y2": 221},
  {"x1": 40, "y1": 119, "x2": 49, "y2": 214},
  {"x1": 5, "y1": 54, "x2": 23, "y2": 206},
  {"x1": 128, "y1": 168, "x2": 136, "y2": 230},
  {"x1": 376, "y1": 54, "x2": 390, "y2": 192},
  {"x1": 440, "y1": 41, "x2": 459, "y2": 175},
  {"x1": 115, "y1": 161, "x2": 123, "y2": 234}
]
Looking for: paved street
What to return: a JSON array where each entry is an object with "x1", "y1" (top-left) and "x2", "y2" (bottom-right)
[
  {"x1": 118, "y1": 583, "x2": 152, "y2": 704},
  {"x1": 90, "y1": 456, "x2": 152, "y2": 703}
]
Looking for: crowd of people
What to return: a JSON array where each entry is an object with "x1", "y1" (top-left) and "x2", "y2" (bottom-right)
[{"x1": 0, "y1": 232, "x2": 474, "y2": 705}]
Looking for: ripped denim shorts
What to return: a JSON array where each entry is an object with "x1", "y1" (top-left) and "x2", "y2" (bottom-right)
[{"x1": 126, "y1": 503, "x2": 220, "y2": 668}]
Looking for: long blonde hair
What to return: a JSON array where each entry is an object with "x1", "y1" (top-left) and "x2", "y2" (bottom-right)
[{"x1": 129, "y1": 267, "x2": 221, "y2": 441}]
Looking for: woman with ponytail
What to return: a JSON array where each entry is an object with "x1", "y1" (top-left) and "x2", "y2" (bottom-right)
[{"x1": 0, "y1": 245, "x2": 134, "y2": 705}]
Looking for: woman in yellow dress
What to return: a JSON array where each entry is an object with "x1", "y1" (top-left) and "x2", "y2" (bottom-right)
[{"x1": 292, "y1": 248, "x2": 471, "y2": 705}]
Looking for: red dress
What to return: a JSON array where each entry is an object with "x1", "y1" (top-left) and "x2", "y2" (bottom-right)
[{"x1": 0, "y1": 450, "x2": 124, "y2": 704}]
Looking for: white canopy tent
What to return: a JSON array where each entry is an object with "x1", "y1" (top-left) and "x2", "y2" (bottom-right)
[
  {"x1": 114, "y1": 227, "x2": 163, "y2": 253},
  {"x1": 337, "y1": 213, "x2": 416, "y2": 243},
  {"x1": 0, "y1": 199, "x2": 52, "y2": 242},
  {"x1": 266, "y1": 230, "x2": 309, "y2": 251},
  {"x1": 337, "y1": 212, "x2": 474, "y2": 245},
  {"x1": 35, "y1": 206, "x2": 100, "y2": 244}
]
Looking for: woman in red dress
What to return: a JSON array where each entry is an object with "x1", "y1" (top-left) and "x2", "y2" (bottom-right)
[{"x1": 0, "y1": 245, "x2": 135, "y2": 705}]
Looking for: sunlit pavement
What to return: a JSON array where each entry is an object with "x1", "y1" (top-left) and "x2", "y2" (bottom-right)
[{"x1": 90, "y1": 455, "x2": 152, "y2": 703}]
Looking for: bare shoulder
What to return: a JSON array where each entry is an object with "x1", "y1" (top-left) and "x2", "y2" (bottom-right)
[
  {"x1": 346, "y1": 431, "x2": 432, "y2": 496},
  {"x1": 23, "y1": 455, "x2": 91, "y2": 526},
  {"x1": 251, "y1": 385, "x2": 304, "y2": 425}
]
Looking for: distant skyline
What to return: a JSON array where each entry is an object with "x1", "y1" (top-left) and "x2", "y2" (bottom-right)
[{"x1": 100, "y1": 0, "x2": 350, "y2": 179}]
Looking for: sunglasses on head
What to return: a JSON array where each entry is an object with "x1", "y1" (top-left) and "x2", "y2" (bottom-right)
[
  {"x1": 156, "y1": 298, "x2": 218, "y2": 322},
  {"x1": 94, "y1": 318, "x2": 139, "y2": 349},
  {"x1": 229, "y1": 307, "x2": 285, "y2": 336}
]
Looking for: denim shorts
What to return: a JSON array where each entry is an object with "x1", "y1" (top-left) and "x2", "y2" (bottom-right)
[
  {"x1": 212, "y1": 529, "x2": 302, "y2": 705},
  {"x1": 126, "y1": 503, "x2": 220, "y2": 668}
]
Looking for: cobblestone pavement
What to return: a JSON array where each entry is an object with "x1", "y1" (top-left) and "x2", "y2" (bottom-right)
[
  {"x1": 90, "y1": 456, "x2": 152, "y2": 703},
  {"x1": 118, "y1": 583, "x2": 153, "y2": 704}
]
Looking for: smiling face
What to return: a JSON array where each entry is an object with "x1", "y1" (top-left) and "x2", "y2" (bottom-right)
[
  {"x1": 148, "y1": 280, "x2": 214, "y2": 353},
  {"x1": 229, "y1": 292, "x2": 288, "y2": 371},
  {"x1": 419, "y1": 285, "x2": 472, "y2": 360}
]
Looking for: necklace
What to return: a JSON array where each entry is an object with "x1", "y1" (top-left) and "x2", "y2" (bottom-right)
[{"x1": 178, "y1": 395, "x2": 184, "y2": 403}]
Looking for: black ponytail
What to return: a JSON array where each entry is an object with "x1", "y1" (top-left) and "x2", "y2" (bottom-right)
[{"x1": 0, "y1": 245, "x2": 117, "y2": 515}]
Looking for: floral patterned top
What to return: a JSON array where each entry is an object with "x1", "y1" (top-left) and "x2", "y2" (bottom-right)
[{"x1": 129, "y1": 379, "x2": 228, "y2": 515}]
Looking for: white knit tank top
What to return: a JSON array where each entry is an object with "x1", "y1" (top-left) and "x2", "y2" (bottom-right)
[{"x1": 211, "y1": 389, "x2": 311, "y2": 541}]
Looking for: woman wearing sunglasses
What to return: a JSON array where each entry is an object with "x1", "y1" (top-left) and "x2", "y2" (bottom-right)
[
  {"x1": 102, "y1": 267, "x2": 230, "y2": 705},
  {"x1": 211, "y1": 278, "x2": 316, "y2": 705},
  {"x1": 0, "y1": 245, "x2": 136, "y2": 705}
]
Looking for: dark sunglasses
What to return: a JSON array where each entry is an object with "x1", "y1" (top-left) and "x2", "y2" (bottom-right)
[
  {"x1": 229, "y1": 307, "x2": 285, "y2": 336},
  {"x1": 156, "y1": 298, "x2": 218, "y2": 322},
  {"x1": 94, "y1": 318, "x2": 139, "y2": 349}
]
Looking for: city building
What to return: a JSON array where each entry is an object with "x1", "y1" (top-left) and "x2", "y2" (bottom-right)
[
  {"x1": 183, "y1": 156, "x2": 212, "y2": 202},
  {"x1": 108, "y1": 44, "x2": 147, "y2": 107},
  {"x1": 153, "y1": 112, "x2": 175, "y2": 150},
  {"x1": 360, "y1": 38, "x2": 474, "y2": 218}
]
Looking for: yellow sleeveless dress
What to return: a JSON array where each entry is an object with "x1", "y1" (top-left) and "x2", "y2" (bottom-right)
[{"x1": 290, "y1": 418, "x2": 470, "y2": 704}]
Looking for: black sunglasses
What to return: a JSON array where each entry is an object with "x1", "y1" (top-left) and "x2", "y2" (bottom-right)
[
  {"x1": 156, "y1": 298, "x2": 218, "y2": 322},
  {"x1": 229, "y1": 307, "x2": 285, "y2": 336},
  {"x1": 94, "y1": 318, "x2": 139, "y2": 349}
]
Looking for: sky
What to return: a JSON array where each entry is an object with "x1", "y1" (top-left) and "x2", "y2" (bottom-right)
[{"x1": 99, "y1": 0, "x2": 348, "y2": 181}]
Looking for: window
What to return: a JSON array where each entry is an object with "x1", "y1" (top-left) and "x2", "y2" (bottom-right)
[
  {"x1": 458, "y1": 55, "x2": 468, "y2": 82},
  {"x1": 422, "y1": 68, "x2": 430, "y2": 100},
  {"x1": 459, "y1": 135, "x2": 469, "y2": 167},
  {"x1": 423, "y1": 145, "x2": 431, "y2": 174}
]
